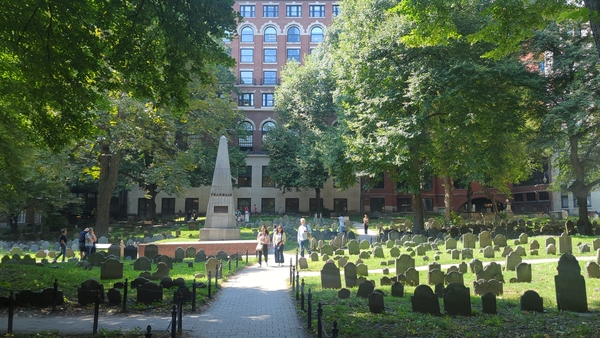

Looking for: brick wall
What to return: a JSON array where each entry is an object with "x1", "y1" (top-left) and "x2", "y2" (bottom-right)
[{"x1": 138, "y1": 240, "x2": 256, "y2": 257}]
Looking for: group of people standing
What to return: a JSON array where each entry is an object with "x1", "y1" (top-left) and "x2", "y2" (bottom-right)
[
  {"x1": 78, "y1": 227, "x2": 97, "y2": 261},
  {"x1": 256, "y1": 224, "x2": 286, "y2": 266}
]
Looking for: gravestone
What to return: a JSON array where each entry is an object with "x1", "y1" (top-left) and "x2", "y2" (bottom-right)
[
  {"x1": 514, "y1": 245, "x2": 526, "y2": 257},
  {"x1": 395, "y1": 254, "x2": 415, "y2": 275},
  {"x1": 450, "y1": 249, "x2": 460, "y2": 260},
  {"x1": 337, "y1": 288, "x2": 351, "y2": 299},
  {"x1": 461, "y1": 248, "x2": 473, "y2": 260},
  {"x1": 546, "y1": 237, "x2": 556, "y2": 247},
  {"x1": 462, "y1": 233, "x2": 476, "y2": 249},
  {"x1": 372, "y1": 246, "x2": 385, "y2": 258},
  {"x1": 156, "y1": 255, "x2": 173, "y2": 269},
  {"x1": 443, "y1": 283, "x2": 471, "y2": 316},
  {"x1": 428, "y1": 269, "x2": 445, "y2": 286},
  {"x1": 586, "y1": 261, "x2": 600, "y2": 278},
  {"x1": 405, "y1": 267, "x2": 419, "y2": 286},
  {"x1": 356, "y1": 280, "x2": 375, "y2": 298},
  {"x1": 321, "y1": 262, "x2": 342, "y2": 289},
  {"x1": 359, "y1": 240, "x2": 370, "y2": 250},
  {"x1": 298, "y1": 257, "x2": 309, "y2": 269},
  {"x1": 151, "y1": 262, "x2": 170, "y2": 280},
  {"x1": 458, "y1": 262, "x2": 468, "y2": 274},
  {"x1": 473, "y1": 279, "x2": 503, "y2": 296},
  {"x1": 321, "y1": 244, "x2": 334, "y2": 256},
  {"x1": 107, "y1": 288, "x2": 122, "y2": 304},
  {"x1": 445, "y1": 238, "x2": 457, "y2": 250},
  {"x1": 445, "y1": 271, "x2": 464, "y2": 285},
  {"x1": 205, "y1": 258, "x2": 219, "y2": 276},
  {"x1": 87, "y1": 252, "x2": 106, "y2": 266},
  {"x1": 347, "y1": 240, "x2": 360, "y2": 255},
  {"x1": 483, "y1": 245, "x2": 495, "y2": 259},
  {"x1": 558, "y1": 233, "x2": 572, "y2": 254},
  {"x1": 380, "y1": 276, "x2": 392, "y2": 286},
  {"x1": 411, "y1": 285, "x2": 440, "y2": 314},
  {"x1": 391, "y1": 282, "x2": 404, "y2": 297},
  {"x1": 476, "y1": 262, "x2": 504, "y2": 283},
  {"x1": 516, "y1": 262, "x2": 532, "y2": 283},
  {"x1": 124, "y1": 245, "x2": 138, "y2": 259},
  {"x1": 554, "y1": 253, "x2": 587, "y2": 312},
  {"x1": 520, "y1": 290, "x2": 543, "y2": 312},
  {"x1": 174, "y1": 247, "x2": 185, "y2": 262},
  {"x1": 77, "y1": 279, "x2": 105, "y2": 305},
  {"x1": 137, "y1": 282, "x2": 163, "y2": 304},
  {"x1": 194, "y1": 249, "x2": 206, "y2": 262},
  {"x1": 389, "y1": 247, "x2": 400, "y2": 258},
  {"x1": 501, "y1": 246, "x2": 513, "y2": 257},
  {"x1": 107, "y1": 244, "x2": 121, "y2": 258},
  {"x1": 505, "y1": 251, "x2": 522, "y2": 271},
  {"x1": 481, "y1": 292, "x2": 497, "y2": 314},
  {"x1": 479, "y1": 231, "x2": 492, "y2": 249},
  {"x1": 368, "y1": 291, "x2": 384, "y2": 313},
  {"x1": 144, "y1": 244, "x2": 159, "y2": 259},
  {"x1": 356, "y1": 263, "x2": 368, "y2": 276},
  {"x1": 519, "y1": 233, "x2": 528, "y2": 245},
  {"x1": 100, "y1": 258, "x2": 124, "y2": 280},
  {"x1": 185, "y1": 247, "x2": 196, "y2": 258},
  {"x1": 338, "y1": 257, "x2": 348, "y2": 268},
  {"x1": 546, "y1": 244, "x2": 556, "y2": 255},
  {"x1": 134, "y1": 256, "x2": 152, "y2": 271},
  {"x1": 529, "y1": 240, "x2": 540, "y2": 250},
  {"x1": 311, "y1": 252, "x2": 320, "y2": 262},
  {"x1": 469, "y1": 259, "x2": 483, "y2": 274},
  {"x1": 593, "y1": 238, "x2": 600, "y2": 251},
  {"x1": 493, "y1": 234, "x2": 507, "y2": 247}
]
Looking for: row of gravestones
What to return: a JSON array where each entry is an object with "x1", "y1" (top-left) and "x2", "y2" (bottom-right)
[{"x1": 319, "y1": 252, "x2": 590, "y2": 313}]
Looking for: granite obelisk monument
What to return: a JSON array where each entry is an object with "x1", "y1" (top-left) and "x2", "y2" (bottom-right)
[{"x1": 199, "y1": 136, "x2": 240, "y2": 240}]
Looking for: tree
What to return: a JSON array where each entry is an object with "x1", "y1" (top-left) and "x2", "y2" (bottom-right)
[
  {"x1": 265, "y1": 54, "x2": 337, "y2": 213},
  {"x1": 532, "y1": 21, "x2": 600, "y2": 232},
  {"x1": 0, "y1": 0, "x2": 239, "y2": 176}
]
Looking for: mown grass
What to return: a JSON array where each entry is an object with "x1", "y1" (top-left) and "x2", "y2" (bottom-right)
[{"x1": 294, "y1": 234, "x2": 600, "y2": 338}]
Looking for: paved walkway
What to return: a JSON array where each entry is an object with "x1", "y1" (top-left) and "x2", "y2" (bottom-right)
[{"x1": 0, "y1": 261, "x2": 310, "y2": 337}]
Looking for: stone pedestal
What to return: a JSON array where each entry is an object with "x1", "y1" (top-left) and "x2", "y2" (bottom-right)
[{"x1": 199, "y1": 228, "x2": 241, "y2": 241}]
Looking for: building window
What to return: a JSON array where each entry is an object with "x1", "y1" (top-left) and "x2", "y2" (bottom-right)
[
  {"x1": 332, "y1": 5, "x2": 340, "y2": 17},
  {"x1": 262, "y1": 93, "x2": 274, "y2": 107},
  {"x1": 310, "y1": 198, "x2": 324, "y2": 213},
  {"x1": 262, "y1": 166, "x2": 275, "y2": 187},
  {"x1": 422, "y1": 175, "x2": 432, "y2": 190},
  {"x1": 333, "y1": 198, "x2": 347, "y2": 213},
  {"x1": 397, "y1": 198, "x2": 412, "y2": 212},
  {"x1": 240, "y1": 5, "x2": 255, "y2": 17},
  {"x1": 241, "y1": 26, "x2": 254, "y2": 42},
  {"x1": 287, "y1": 48, "x2": 300, "y2": 62},
  {"x1": 310, "y1": 26, "x2": 323, "y2": 42},
  {"x1": 262, "y1": 121, "x2": 276, "y2": 142},
  {"x1": 240, "y1": 71, "x2": 253, "y2": 85},
  {"x1": 370, "y1": 173, "x2": 384, "y2": 189},
  {"x1": 370, "y1": 198, "x2": 385, "y2": 213},
  {"x1": 287, "y1": 27, "x2": 300, "y2": 43},
  {"x1": 238, "y1": 166, "x2": 252, "y2": 187},
  {"x1": 264, "y1": 26, "x2": 277, "y2": 42},
  {"x1": 538, "y1": 191, "x2": 550, "y2": 201},
  {"x1": 239, "y1": 121, "x2": 253, "y2": 151},
  {"x1": 285, "y1": 198, "x2": 299, "y2": 213},
  {"x1": 263, "y1": 71, "x2": 277, "y2": 85},
  {"x1": 513, "y1": 193, "x2": 523, "y2": 202},
  {"x1": 239, "y1": 93, "x2": 254, "y2": 107},
  {"x1": 561, "y1": 193, "x2": 569, "y2": 208},
  {"x1": 138, "y1": 198, "x2": 148, "y2": 219},
  {"x1": 309, "y1": 5, "x2": 325, "y2": 17},
  {"x1": 573, "y1": 194, "x2": 592, "y2": 207},
  {"x1": 264, "y1": 49, "x2": 277, "y2": 63},
  {"x1": 161, "y1": 198, "x2": 176, "y2": 217},
  {"x1": 237, "y1": 198, "x2": 251, "y2": 213},
  {"x1": 526, "y1": 192, "x2": 536, "y2": 201},
  {"x1": 262, "y1": 198, "x2": 275, "y2": 213},
  {"x1": 240, "y1": 48, "x2": 253, "y2": 63},
  {"x1": 263, "y1": 5, "x2": 278, "y2": 17},
  {"x1": 423, "y1": 198, "x2": 433, "y2": 212},
  {"x1": 286, "y1": 5, "x2": 302, "y2": 17}
]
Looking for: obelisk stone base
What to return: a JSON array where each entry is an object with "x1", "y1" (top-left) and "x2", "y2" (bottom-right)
[{"x1": 200, "y1": 228, "x2": 241, "y2": 241}]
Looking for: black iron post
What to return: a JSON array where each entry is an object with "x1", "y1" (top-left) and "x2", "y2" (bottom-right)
[
  {"x1": 295, "y1": 248, "x2": 298, "y2": 269},
  {"x1": 307, "y1": 289, "x2": 312, "y2": 329},
  {"x1": 291, "y1": 266, "x2": 296, "y2": 291},
  {"x1": 171, "y1": 306, "x2": 177, "y2": 338},
  {"x1": 93, "y1": 290, "x2": 100, "y2": 334},
  {"x1": 145, "y1": 325, "x2": 152, "y2": 338},
  {"x1": 317, "y1": 302, "x2": 323, "y2": 338},
  {"x1": 236, "y1": 252, "x2": 239, "y2": 268},
  {"x1": 245, "y1": 249, "x2": 248, "y2": 264},
  {"x1": 228, "y1": 257, "x2": 231, "y2": 271},
  {"x1": 123, "y1": 278, "x2": 128, "y2": 312},
  {"x1": 208, "y1": 271, "x2": 212, "y2": 298},
  {"x1": 332, "y1": 320, "x2": 339, "y2": 338},
  {"x1": 177, "y1": 291, "x2": 183, "y2": 334},
  {"x1": 301, "y1": 278, "x2": 305, "y2": 311},
  {"x1": 7, "y1": 291, "x2": 13, "y2": 334},
  {"x1": 289, "y1": 258, "x2": 293, "y2": 285},
  {"x1": 296, "y1": 269, "x2": 300, "y2": 300},
  {"x1": 192, "y1": 279, "x2": 197, "y2": 312},
  {"x1": 52, "y1": 278, "x2": 58, "y2": 312}
]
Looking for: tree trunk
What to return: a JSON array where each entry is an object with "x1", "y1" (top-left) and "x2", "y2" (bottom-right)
[
  {"x1": 96, "y1": 144, "x2": 122, "y2": 237},
  {"x1": 443, "y1": 175, "x2": 453, "y2": 223},
  {"x1": 411, "y1": 192, "x2": 425, "y2": 233},
  {"x1": 147, "y1": 183, "x2": 158, "y2": 222},
  {"x1": 568, "y1": 135, "x2": 591, "y2": 231},
  {"x1": 315, "y1": 187, "x2": 322, "y2": 213},
  {"x1": 484, "y1": 188, "x2": 500, "y2": 216},
  {"x1": 584, "y1": 0, "x2": 600, "y2": 57},
  {"x1": 466, "y1": 183, "x2": 473, "y2": 219}
]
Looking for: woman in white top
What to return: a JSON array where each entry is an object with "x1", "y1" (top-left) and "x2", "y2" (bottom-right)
[
  {"x1": 256, "y1": 225, "x2": 270, "y2": 266},
  {"x1": 273, "y1": 225, "x2": 287, "y2": 266}
]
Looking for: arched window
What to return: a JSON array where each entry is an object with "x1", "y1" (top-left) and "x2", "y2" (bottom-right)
[
  {"x1": 239, "y1": 122, "x2": 253, "y2": 151},
  {"x1": 287, "y1": 26, "x2": 300, "y2": 43},
  {"x1": 241, "y1": 26, "x2": 254, "y2": 42},
  {"x1": 264, "y1": 26, "x2": 277, "y2": 43},
  {"x1": 262, "y1": 121, "x2": 276, "y2": 142},
  {"x1": 310, "y1": 26, "x2": 323, "y2": 43}
]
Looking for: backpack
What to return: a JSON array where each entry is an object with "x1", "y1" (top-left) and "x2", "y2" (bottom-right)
[{"x1": 79, "y1": 230, "x2": 87, "y2": 243}]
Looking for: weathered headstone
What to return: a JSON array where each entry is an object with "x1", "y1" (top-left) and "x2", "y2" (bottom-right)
[
  {"x1": 194, "y1": 249, "x2": 207, "y2": 262},
  {"x1": 136, "y1": 282, "x2": 163, "y2": 304},
  {"x1": 100, "y1": 258, "x2": 124, "y2": 280},
  {"x1": 585, "y1": 261, "x2": 600, "y2": 278},
  {"x1": 558, "y1": 233, "x2": 572, "y2": 254},
  {"x1": 133, "y1": 256, "x2": 152, "y2": 271},
  {"x1": 356, "y1": 280, "x2": 375, "y2": 298},
  {"x1": 445, "y1": 238, "x2": 457, "y2": 250},
  {"x1": 144, "y1": 244, "x2": 159, "y2": 259},
  {"x1": 445, "y1": 271, "x2": 464, "y2": 285},
  {"x1": 520, "y1": 290, "x2": 543, "y2": 312},
  {"x1": 443, "y1": 283, "x2": 471, "y2": 315},
  {"x1": 481, "y1": 292, "x2": 497, "y2": 314},
  {"x1": 428, "y1": 269, "x2": 445, "y2": 286},
  {"x1": 321, "y1": 262, "x2": 342, "y2": 289},
  {"x1": 505, "y1": 251, "x2": 522, "y2": 271},
  {"x1": 411, "y1": 285, "x2": 440, "y2": 314},
  {"x1": 395, "y1": 254, "x2": 415, "y2": 275},
  {"x1": 546, "y1": 243, "x2": 556, "y2": 255},
  {"x1": 516, "y1": 262, "x2": 532, "y2": 283},
  {"x1": 347, "y1": 240, "x2": 360, "y2": 255},
  {"x1": 368, "y1": 291, "x2": 385, "y2": 313},
  {"x1": 391, "y1": 282, "x2": 404, "y2": 297},
  {"x1": 479, "y1": 231, "x2": 492, "y2": 249},
  {"x1": 554, "y1": 253, "x2": 587, "y2": 312}
]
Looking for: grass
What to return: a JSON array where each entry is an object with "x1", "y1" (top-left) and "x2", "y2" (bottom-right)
[{"x1": 293, "y1": 234, "x2": 600, "y2": 337}]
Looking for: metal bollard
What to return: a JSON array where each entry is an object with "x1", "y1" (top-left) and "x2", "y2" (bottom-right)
[
  {"x1": 228, "y1": 257, "x2": 231, "y2": 271},
  {"x1": 317, "y1": 302, "x2": 323, "y2": 338},
  {"x1": 307, "y1": 289, "x2": 312, "y2": 329},
  {"x1": 291, "y1": 266, "x2": 296, "y2": 291},
  {"x1": 93, "y1": 290, "x2": 100, "y2": 334},
  {"x1": 245, "y1": 249, "x2": 248, "y2": 264},
  {"x1": 296, "y1": 269, "x2": 300, "y2": 300},
  {"x1": 52, "y1": 279, "x2": 58, "y2": 312},
  {"x1": 123, "y1": 278, "x2": 128, "y2": 312},
  {"x1": 236, "y1": 252, "x2": 239, "y2": 268},
  {"x1": 332, "y1": 320, "x2": 339, "y2": 338},
  {"x1": 208, "y1": 271, "x2": 212, "y2": 298},
  {"x1": 8, "y1": 291, "x2": 13, "y2": 334},
  {"x1": 145, "y1": 325, "x2": 152, "y2": 338},
  {"x1": 215, "y1": 266, "x2": 219, "y2": 288},
  {"x1": 192, "y1": 279, "x2": 197, "y2": 312},
  {"x1": 289, "y1": 258, "x2": 293, "y2": 285},
  {"x1": 301, "y1": 279, "x2": 305, "y2": 311},
  {"x1": 177, "y1": 291, "x2": 183, "y2": 334},
  {"x1": 295, "y1": 248, "x2": 298, "y2": 269},
  {"x1": 171, "y1": 305, "x2": 177, "y2": 338}
]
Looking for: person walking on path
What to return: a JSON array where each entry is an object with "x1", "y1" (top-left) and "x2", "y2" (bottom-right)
[
  {"x1": 78, "y1": 227, "x2": 89, "y2": 260},
  {"x1": 297, "y1": 218, "x2": 311, "y2": 257},
  {"x1": 257, "y1": 225, "x2": 270, "y2": 266},
  {"x1": 273, "y1": 225, "x2": 286, "y2": 266},
  {"x1": 52, "y1": 228, "x2": 68, "y2": 263},
  {"x1": 363, "y1": 214, "x2": 370, "y2": 235}
]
